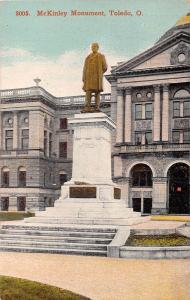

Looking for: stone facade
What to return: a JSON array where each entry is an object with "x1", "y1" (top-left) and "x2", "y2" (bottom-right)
[
  {"x1": 106, "y1": 14, "x2": 190, "y2": 214},
  {"x1": 0, "y1": 14, "x2": 189, "y2": 214},
  {"x1": 0, "y1": 88, "x2": 110, "y2": 211}
]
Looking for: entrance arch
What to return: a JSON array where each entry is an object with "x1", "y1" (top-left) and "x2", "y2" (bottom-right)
[
  {"x1": 130, "y1": 164, "x2": 153, "y2": 214},
  {"x1": 168, "y1": 163, "x2": 190, "y2": 214}
]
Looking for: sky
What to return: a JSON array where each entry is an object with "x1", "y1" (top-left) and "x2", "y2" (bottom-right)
[{"x1": 0, "y1": 0, "x2": 189, "y2": 96}]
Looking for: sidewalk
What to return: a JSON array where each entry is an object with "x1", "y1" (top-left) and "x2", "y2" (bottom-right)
[{"x1": 0, "y1": 252, "x2": 189, "y2": 300}]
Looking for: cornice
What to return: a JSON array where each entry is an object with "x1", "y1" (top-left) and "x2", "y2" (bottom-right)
[
  {"x1": 110, "y1": 65, "x2": 190, "y2": 78},
  {"x1": 111, "y1": 32, "x2": 190, "y2": 74}
]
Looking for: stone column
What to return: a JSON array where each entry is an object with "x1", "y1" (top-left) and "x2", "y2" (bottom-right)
[
  {"x1": 162, "y1": 84, "x2": 169, "y2": 142},
  {"x1": 124, "y1": 87, "x2": 132, "y2": 143},
  {"x1": 29, "y1": 111, "x2": 44, "y2": 150},
  {"x1": 113, "y1": 155, "x2": 123, "y2": 178},
  {"x1": 13, "y1": 112, "x2": 18, "y2": 149},
  {"x1": 9, "y1": 197, "x2": 18, "y2": 211},
  {"x1": 152, "y1": 177, "x2": 168, "y2": 214},
  {"x1": 0, "y1": 112, "x2": 2, "y2": 150},
  {"x1": 110, "y1": 81, "x2": 117, "y2": 147},
  {"x1": 153, "y1": 85, "x2": 161, "y2": 142},
  {"x1": 116, "y1": 88, "x2": 124, "y2": 144},
  {"x1": 121, "y1": 177, "x2": 130, "y2": 206}
]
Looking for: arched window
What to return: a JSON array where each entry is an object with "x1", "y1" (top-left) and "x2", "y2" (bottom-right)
[
  {"x1": 18, "y1": 166, "x2": 26, "y2": 187},
  {"x1": 131, "y1": 164, "x2": 152, "y2": 187},
  {"x1": 2, "y1": 167, "x2": 9, "y2": 187},
  {"x1": 59, "y1": 170, "x2": 67, "y2": 186},
  {"x1": 174, "y1": 89, "x2": 190, "y2": 98}
]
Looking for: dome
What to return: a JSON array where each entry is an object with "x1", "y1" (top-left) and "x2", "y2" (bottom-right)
[
  {"x1": 156, "y1": 12, "x2": 190, "y2": 44},
  {"x1": 176, "y1": 13, "x2": 190, "y2": 26}
]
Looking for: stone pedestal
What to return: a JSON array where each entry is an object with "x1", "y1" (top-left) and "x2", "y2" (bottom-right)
[{"x1": 26, "y1": 113, "x2": 142, "y2": 225}]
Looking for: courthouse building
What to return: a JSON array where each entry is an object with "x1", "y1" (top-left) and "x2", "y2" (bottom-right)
[
  {"x1": 107, "y1": 12, "x2": 190, "y2": 215},
  {"x1": 0, "y1": 13, "x2": 190, "y2": 214},
  {"x1": 0, "y1": 85, "x2": 110, "y2": 212}
]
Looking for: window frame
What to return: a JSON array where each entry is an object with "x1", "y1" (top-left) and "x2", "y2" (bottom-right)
[
  {"x1": 183, "y1": 101, "x2": 190, "y2": 117},
  {"x1": 135, "y1": 104, "x2": 142, "y2": 120},
  {"x1": 145, "y1": 103, "x2": 152, "y2": 120},
  {"x1": 172, "y1": 130, "x2": 180, "y2": 143},
  {"x1": 173, "y1": 101, "x2": 180, "y2": 118}
]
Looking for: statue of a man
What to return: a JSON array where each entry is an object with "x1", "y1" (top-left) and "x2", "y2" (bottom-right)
[{"x1": 82, "y1": 43, "x2": 107, "y2": 112}]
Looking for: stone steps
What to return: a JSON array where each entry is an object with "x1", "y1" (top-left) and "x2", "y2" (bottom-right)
[
  {"x1": 0, "y1": 234, "x2": 112, "y2": 244},
  {"x1": 0, "y1": 246, "x2": 107, "y2": 256},
  {"x1": 0, "y1": 224, "x2": 117, "y2": 256},
  {"x1": 0, "y1": 240, "x2": 108, "y2": 251},
  {"x1": 24, "y1": 216, "x2": 143, "y2": 225},
  {"x1": 0, "y1": 229, "x2": 115, "y2": 239}
]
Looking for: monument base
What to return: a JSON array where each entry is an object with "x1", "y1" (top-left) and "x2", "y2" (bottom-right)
[
  {"x1": 25, "y1": 182, "x2": 143, "y2": 225},
  {"x1": 25, "y1": 113, "x2": 143, "y2": 226}
]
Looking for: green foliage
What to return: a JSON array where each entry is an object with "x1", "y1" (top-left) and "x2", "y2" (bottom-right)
[
  {"x1": 0, "y1": 212, "x2": 35, "y2": 221},
  {"x1": 0, "y1": 276, "x2": 91, "y2": 300},
  {"x1": 125, "y1": 234, "x2": 190, "y2": 247}
]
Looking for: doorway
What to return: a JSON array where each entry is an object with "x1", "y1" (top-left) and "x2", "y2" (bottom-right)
[{"x1": 168, "y1": 163, "x2": 189, "y2": 214}]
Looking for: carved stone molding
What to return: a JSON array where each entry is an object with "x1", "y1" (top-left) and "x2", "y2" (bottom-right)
[
  {"x1": 153, "y1": 85, "x2": 161, "y2": 93},
  {"x1": 162, "y1": 84, "x2": 169, "y2": 92},
  {"x1": 174, "y1": 119, "x2": 190, "y2": 129},
  {"x1": 125, "y1": 87, "x2": 132, "y2": 96},
  {"x1": 117, "y1": 88, "x2": 124, "y2": 96},
  {"x1": 135, "y1": 120, "x2": 152, "y2": 131},
  {"x1": 170, "y1": 43, "x2": 190, "y2": 65},
  {"x1": 132, "y1": 191, "x2": 141, "y2": 198},
  {"x1": 153, "y1": 177, "x2": 168, "y2": 183}
]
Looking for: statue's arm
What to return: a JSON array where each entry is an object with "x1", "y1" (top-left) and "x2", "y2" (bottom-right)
[
  {"x1": 102, "y1": 55, "x2": 108, "y2": 73},
  {"x1": 82, "y1": 58, "x2": 87, "y2": 82}
]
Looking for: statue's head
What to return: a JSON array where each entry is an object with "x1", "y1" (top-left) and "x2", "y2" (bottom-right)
[{"x1": 91, "y1": 43, "x2": 99, "y2": 53}]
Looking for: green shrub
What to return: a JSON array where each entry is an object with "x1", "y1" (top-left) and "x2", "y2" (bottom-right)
[
  {"x1": 125, "y1": 234, "x2": 190, "y2": 247},
  {"x1": 0, "y1": 212, "x2": 35, "y2": 221},
  {"x1": 0, "y1": 276, "x2": 91, "y2": 300}
]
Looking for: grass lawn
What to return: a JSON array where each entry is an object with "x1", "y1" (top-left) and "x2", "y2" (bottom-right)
[
  {"x1": 151, "y1": 215, "x2": 190, "y2": 222},
  {"x1": 125, "y1": 234, "x2": 190, "y2": 247},
  {"x1": 0, "y1": 212, "x2": 35, "y2": 221},
  {"x1": 0, "y1": 276, "x2": 91, "y2": 300}
]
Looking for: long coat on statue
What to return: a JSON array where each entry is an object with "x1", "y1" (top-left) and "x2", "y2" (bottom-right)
[{"x1": 82, "y1": 52, "x2": 107, "y2": 92}]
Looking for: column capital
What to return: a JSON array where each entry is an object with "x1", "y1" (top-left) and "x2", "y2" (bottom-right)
[
  {"x1": 117, "y1": 88, "x2": 124, "y2": 96},
  {"x1": 153, "y1": 85, "x2": 161, "y2": 93},
  {"x1": 125, "y1": 86, "x2": 132, "y2": 95},
  {"x1": 162, "y1": 83, "x2": 170, "y2": 92}
]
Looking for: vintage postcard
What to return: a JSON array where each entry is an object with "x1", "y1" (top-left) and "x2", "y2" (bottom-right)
[{"x1": 0, "y1": 0, "x2": 190, "y2": 299}]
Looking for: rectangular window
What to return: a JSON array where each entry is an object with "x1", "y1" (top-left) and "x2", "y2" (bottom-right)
[
  {"x1": 172, "y1": 131, "x2": 180, "y2": 143},
  {"x1": 17, "y1": 197, "x2": 26, "y2": 211},
  {"x1": 1, "y1": 197, "x2": 9, "y2": 211},
  {"x1": 18, "y1": 171, "x2": 26, "y2": 187},
  {"x1": 44, "y1": 131, "x2": 47, "y2": 156},
  {"x1": 183, "y1": 101, "x2": 190, "y2": 117},
  {"x1": 183, "y1": 130, "x2": 190, "y2": 143},
  {"x1": 60, "y1": 118, "x2": 68, "y2": 129},
  {"x1": 59, "y1": 142, "x2": 67, "y2": 158},
  {"x1": 145, "y1": 103, "x2": 152, "y2": 119},
  {"x1": 135, "y1": 132, "x2": 142, "y2": 145},
  {"x1": 5, "y1": 130, "x2": 13, "y2": 150},
  {"x1": 59, "y1": 174, "x2": 67, "y2": 186},
  {"x1": 135, "y1": 104, "x2": 142, "y2": 120},
  {"x1": 2, "y1": 171, "x2": 9, "y2": 187},
  {"x1": 49, "y1": 132, "x2": 52, "y2": 156},
  {"x1": 145, "y1": 132, "x2": 152, "y2": 144},
  {"x1": 173, "y1": 101, "x2": 180, "y2": 117},
  {"x1": 21, "y1": 129, "x2": 29, "y2": 149}
]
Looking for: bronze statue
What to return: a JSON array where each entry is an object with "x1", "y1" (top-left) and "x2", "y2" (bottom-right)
[{"x1": 82, "y1": 43, "x2": 107, "y2": 112}]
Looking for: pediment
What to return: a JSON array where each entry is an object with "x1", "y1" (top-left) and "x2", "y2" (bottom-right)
[{"x1": 112, "y1": 32, "x2": 190, "y2": 74}]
